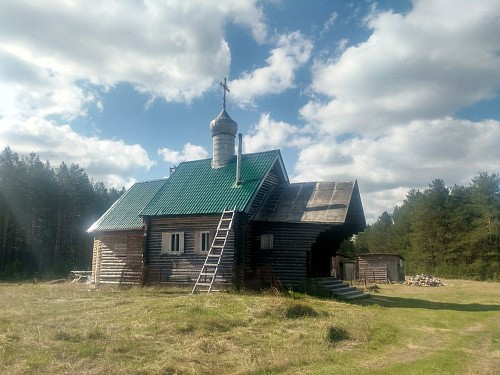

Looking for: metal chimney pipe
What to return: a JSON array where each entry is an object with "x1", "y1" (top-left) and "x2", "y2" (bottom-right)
[{"x1": 236, "y1": 133, "x2": 242, "y2": 185}]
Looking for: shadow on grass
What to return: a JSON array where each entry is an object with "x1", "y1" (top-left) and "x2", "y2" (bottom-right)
[{"x1": 366, "y1": 296, "x2": 500, "y2": 312}]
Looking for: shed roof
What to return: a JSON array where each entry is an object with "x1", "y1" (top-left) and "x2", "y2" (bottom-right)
[
  {"x1": 87, "y1": 179, "x2": 166, "y2": 233},
  {"x1": 358, "y1": 253, "x2": 403, "y2": 259},
  {"x1": 141, "y1": 150, "x2": 287, "y2": 216},
  {"x1": 254, "y1": 181, "x2": 365, "y2": 230}
]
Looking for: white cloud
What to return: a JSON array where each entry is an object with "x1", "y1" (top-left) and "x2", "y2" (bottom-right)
[
  {"x1": 243, "y1": 113, "x2": 311, "y2": 153},
  {"x1": 0, "y1": 0, "x2": 266, "y2": 187},
  {"x1": 230, "y1": 31, "x2": 313, "y2": 107},
  {"x1": 0, "y1": 116, "x2": 155, "y2": 189},
  {"x1": 361, "y1": 187, "x2": 409, "y2": 224},
  {"x1": 303, "y1": 0, "x2": 500, "y2": 136},
  {"x1": 158, "y1": 143, "x2": 209, "y2": 165},
  {"x1": 216, "y1": 1, "x2": 267, "y2": 44},
  {"x1": 0, "y1": 50, "x2": 91, "y2": 119},
  {"x1": 335, "y1": 38, "x2": 348, "y2": 55},
  {"x1": 293, "y1": 118, "x2": 500, "y2": 223},
  {"x1": 321, "y1": 12, "x2": 338, "y2": 35},
  {"x1": 0, "y1": 0, "x2": 268, "y2": 117},
  {"x1": 292, "y1": 0, "x2": 500, "y2": 223}
]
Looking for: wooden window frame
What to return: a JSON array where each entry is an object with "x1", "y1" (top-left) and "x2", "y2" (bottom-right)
[
  {"x1": 195, "y1": 230, "x2": 212, "y2": 254},
  {"x1": 161, "y1": 232, "x2": 184, "y2": 254},
  {"x1": 201, "y1": 231, "x2": 210, "y2": 253},
  {"x1": 260, "y1": 234, "x2": 274, "y2": 250}
]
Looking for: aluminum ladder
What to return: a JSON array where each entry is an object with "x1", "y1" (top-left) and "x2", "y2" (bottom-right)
[{"x1": 191, "y1": 208, "x2": 235, "y2": 293}]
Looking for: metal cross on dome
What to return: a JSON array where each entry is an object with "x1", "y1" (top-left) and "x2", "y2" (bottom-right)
[{"x1": 220, "y1": 77, "x2": 230, "y2": 110}]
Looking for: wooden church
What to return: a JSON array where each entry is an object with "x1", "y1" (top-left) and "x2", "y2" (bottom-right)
[{"x1": 88, "y1": 88, "x2": 366, "y2": 291}]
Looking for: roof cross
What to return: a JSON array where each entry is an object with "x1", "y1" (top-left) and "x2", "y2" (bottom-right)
[{"x1": 220, "y1": 77, "x2": 230, "y2": 110}]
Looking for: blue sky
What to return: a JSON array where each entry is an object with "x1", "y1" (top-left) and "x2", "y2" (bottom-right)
[{"x1": 0, "y1": 0, "x2": 499, "y2": 223}]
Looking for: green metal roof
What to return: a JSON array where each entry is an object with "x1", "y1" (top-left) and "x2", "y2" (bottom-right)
[
  {"x1": 87, "y1": 179, "x2": 167, "y2": 232},
  {"x1": 141, "y1": 150, "x2": 284, "y2": 216}
]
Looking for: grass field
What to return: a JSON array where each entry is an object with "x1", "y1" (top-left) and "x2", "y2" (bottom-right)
[{"x1": 0, "y1": 280, "x2": 498, "y2": 375}]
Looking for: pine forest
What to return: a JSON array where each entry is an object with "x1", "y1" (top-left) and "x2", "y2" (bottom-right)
[
  {"x1": 355, "y1": 174, "x2": 500, "y2": 280},
  {"x1": 0, "y1": 147, "x2": 123, "y2": 279}
]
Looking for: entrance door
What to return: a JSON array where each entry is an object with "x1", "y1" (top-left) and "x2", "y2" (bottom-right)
[{"x1": 307, "y1": 242, "x2": 332, "y2": 277}]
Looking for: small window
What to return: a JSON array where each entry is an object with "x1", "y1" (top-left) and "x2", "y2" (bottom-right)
[
  {"x1": 161, "y1": 232, "x2": 184, "y2": 254},
  {"x1": 201, "y1": 232, "x2": 210, "y2": 252},
  {"x1": 260, "y1": 234, "x2": 274, "y2": 250},
  {"x1": 195, "y1": 231, "x2": 211, "y2": 254},
  {"x1": 171, "y1": 233, "x2": 180, "y2": 252}
]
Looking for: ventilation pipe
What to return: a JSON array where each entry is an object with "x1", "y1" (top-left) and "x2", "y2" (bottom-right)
[{"x1": 236, "y1": 133, "x2": 242, "y2": 185}]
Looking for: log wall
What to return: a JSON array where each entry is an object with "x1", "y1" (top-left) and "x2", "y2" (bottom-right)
[
  {"x1": 251, "y1": 222, "x2": 331, "y2": 288},
  {"x1": 145, "y1": 215, "x2": 236, "y2": 286},
  {"x1": 92, "y1": 230, "x2": 144, "y2": 284}
]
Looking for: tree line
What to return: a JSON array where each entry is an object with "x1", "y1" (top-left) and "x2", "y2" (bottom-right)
[
  {"x1": 354, "y1": 173, "x2": 500, "y2": 280},
  {"x1": 2, "y1": 145, "x2": 498, "y2": 281},
  {"x1": 0, "y1": 147, "x2": 124, "y2": 279}
]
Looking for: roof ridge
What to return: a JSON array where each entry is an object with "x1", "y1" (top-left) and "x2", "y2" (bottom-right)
[
  {"x1": 135, "y1": 177, "x2": 168, "y2": 184},
  {"x1": 175, "y1": 149, "x2": 281, "y2": 166},
  {"x1": 288, "y1": 180, "x2": 356, "y2": 185}
]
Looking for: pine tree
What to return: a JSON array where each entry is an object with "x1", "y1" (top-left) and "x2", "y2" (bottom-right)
[{"x1": 0, "y1": 148, "x2": 124, "y2": 279}]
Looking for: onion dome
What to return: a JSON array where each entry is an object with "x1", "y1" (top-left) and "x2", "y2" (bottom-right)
[{"x1": 209, "y1": 109, "x2": 238, "y2": 136}]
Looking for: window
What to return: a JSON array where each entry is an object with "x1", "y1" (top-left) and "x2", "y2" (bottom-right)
[
  {"x1": 260, "y1": 234, "x2": 274, "y2": 249},
  {"x1": 195, "y1": 231, "x2": 211, "y2": 254},
  {"x1": 161, "y1": 232, "x2": 184, "y2": 254},
  {"x1": 201, "y1": 232, "x2": 210, "y2": 252},
  {"x1": 171, "y1": 233, "x2": 180, "y2": 252}
]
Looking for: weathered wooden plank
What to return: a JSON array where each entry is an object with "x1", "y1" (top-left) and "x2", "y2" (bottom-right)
[
  {"x1": 91, "y1": 230, "x2": 144, "y2": 285},
  {"x1": 145, "y1": 215, "x2": 236, "y2": 286},
  {"x1": 358, "y1": 254, "x2": 404, "y2": 282},
  {"x1": 250, "y1": 221, "x2": 332, "y2": 288}
]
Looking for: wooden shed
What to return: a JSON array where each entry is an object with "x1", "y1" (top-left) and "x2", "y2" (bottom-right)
[{"x1": 358, "y1": 253, "x2": 405, "y2": 283}]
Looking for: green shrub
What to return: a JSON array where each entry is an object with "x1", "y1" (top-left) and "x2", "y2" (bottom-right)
[
  {"x1": 326, "y1": 326, "x2": 350, "y2": 345},
  {"x1": 284, "y1": 304, "x2": 318, "y2": 319}
]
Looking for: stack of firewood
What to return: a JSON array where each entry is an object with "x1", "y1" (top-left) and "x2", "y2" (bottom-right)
[{"x1": 405, "y1": 274, "x2": 445, "y2": 286}]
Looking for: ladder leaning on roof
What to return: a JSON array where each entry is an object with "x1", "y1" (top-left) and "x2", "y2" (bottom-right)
[{"x1": 191, "y1": 208, "x2": 236, "y2": 293}]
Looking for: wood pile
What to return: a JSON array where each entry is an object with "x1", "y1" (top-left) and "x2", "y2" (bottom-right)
[
  {"x1": 405, "y1": 274, "x2": 445, "y2": 286},
  {"x1": 69, "y1": 270, "x2": 92, "y2": 283}
]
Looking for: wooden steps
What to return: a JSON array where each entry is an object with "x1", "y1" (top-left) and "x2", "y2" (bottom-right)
[
  {"x1": 310, "y1": 277, "x2": 368, "y2": 300},
  {"x1": 191, "y1": 209, "x2": 235, "y2": 293}
]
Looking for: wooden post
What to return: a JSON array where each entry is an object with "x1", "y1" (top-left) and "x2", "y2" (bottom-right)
[
  {"x1": 95, "y1": 243, "x2": 101, "y2": 290},
  {"x1": 119, "y1": 269, "x2": 125, "y2": 287}
]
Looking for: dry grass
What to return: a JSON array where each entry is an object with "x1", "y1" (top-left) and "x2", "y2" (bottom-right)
[{"x1": 0, "y1": 280, "x2": 498, "y2": 374}]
